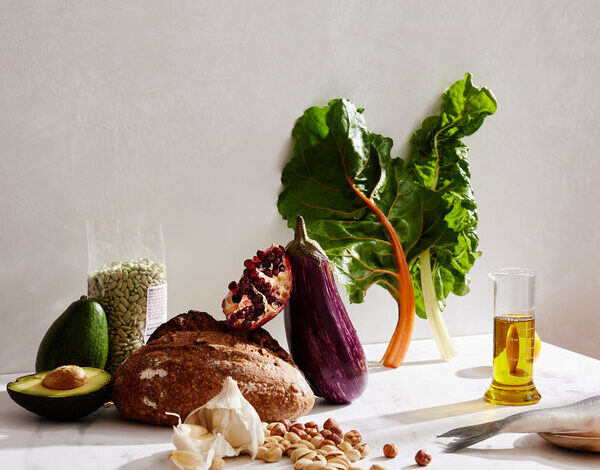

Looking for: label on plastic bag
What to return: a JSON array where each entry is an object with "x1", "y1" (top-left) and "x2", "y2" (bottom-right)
[{"x1": 144, "y1": 283, "x2": 168, "y2": 342}]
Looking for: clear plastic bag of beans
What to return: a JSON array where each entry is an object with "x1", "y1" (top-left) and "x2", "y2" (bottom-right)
[{"x1": 87, "y1": 220, "x2": 167, "y2": 375}]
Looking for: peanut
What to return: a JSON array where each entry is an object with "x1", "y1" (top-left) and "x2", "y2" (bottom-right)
[
  {"x1": 290, "y1": 423, "x2": 306, "y2": 433},
  {"x1": 383, "y1": 443, "x2": 398, "y2": 458}
]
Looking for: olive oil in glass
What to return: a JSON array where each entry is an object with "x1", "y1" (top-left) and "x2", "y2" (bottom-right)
[{"x1": 485, "y1": 269, "x2": 541, "y2": 406}]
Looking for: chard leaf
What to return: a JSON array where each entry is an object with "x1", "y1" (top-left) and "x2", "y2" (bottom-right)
[
  {"x1": 406, "y1": 73, "x2": 497, "y2": 318},
  {"x1": 278, "y1": 99, "x2": 437, "y2": 304}
]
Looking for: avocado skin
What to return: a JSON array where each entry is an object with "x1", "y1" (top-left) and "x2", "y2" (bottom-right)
[
  {"x1": 35, "y1": 298, "x2": 109, "y2": 373},
  {"x1": 7, "y1": 382, "x2": 110, "y2": 420}
]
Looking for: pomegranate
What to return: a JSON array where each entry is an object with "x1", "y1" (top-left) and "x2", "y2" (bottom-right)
[{"x1": 222, "y1": 244, "x2": 293, "y2": 330}]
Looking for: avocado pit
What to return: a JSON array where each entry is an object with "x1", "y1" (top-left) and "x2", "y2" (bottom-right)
[
  {"x1": 42, "y1": 365, "x2": 88, "y2": 390},
  {"x1": 7, "y1": 367, "x2": 111, "y2": 420}
]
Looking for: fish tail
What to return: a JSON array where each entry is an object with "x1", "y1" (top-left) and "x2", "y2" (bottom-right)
[{"x1": 438, "y1": 419, "x2": 506, "y2": 452}]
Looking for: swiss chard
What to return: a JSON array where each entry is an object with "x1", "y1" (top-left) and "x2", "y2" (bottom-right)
[{"x1": 277, "y1": 74, "x2": 496, "y2": 365}]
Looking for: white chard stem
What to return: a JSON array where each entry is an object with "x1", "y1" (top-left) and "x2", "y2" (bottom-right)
[{"x1": 419, "y1": 250, "x2": 458, "y2": 361}]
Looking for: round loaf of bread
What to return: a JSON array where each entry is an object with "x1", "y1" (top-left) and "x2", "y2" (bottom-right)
[{"x1": 112, "y1": 328, "x2": 315, "y2": 425}]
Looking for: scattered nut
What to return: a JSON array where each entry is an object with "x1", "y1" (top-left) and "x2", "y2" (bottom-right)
[
  {"x1": 323, "y1": 418, "x2": 340, "y2": 432},
  {"x1": 329, "y1": 433, "x2": 342, "y2": 445},
  {"x1": 370, "y1": 465, "x2": 388, "y2": 470},
  {"x1": 299, "y1": 439, "x2": 316, "y2": 450},
  {"x1": 383, "y1": 443, "x2": 398, "y2": 458},
  {"x1": 280, "y1": 418, "x2": 292, "y2": 430},
  {"x1": 344, "y1": 448, "x2": 361, "y2": 462},
  {"x1": 354, "y1": 443, "x2": 370, "y2": 458},
  {"x1": 321, "y1": 439, "x2": 336, "y2": 447},
  {"x1": 298, "y1": 430, "x2": 311, "y2": 441},
  {"x1": 338, "y1": 441, "x2": 353, "y2": 452},
  {"x1": 311, "y1": 435, "x2": 325, "y2": 448},
  {"x1": 268, "y1": 422, "x2": 287, "y2": 437},
  {"x1": 261, "y1": 445, "x2": 284, "y2": 462},
  {"x1": 306, "y1": 462, "x2": 328, "y2": 470},
  {"x1": 305, "y1": 421, "x2": 319, "y2": 429},
  {"x1": 285, "y1": 431, "x2": 302, "y2": 444},
  {"x1": 290, "y1": 423, "x2": 306, "y2": 433},
  {"x1": 321, "y1": 429, "x2": 334, "y2": 439},
  {"x1": 343, "y1": 430, "x2": 362, "y2": 446},
  {"x1": 415, "y1": 449, "x2": 432, "y2": 466},
  {"x1": 307, "y1": 427, "x2": 320, "y2": 437}
]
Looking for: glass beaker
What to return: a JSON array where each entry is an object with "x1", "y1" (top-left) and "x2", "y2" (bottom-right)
[{"x1": 484, "y1": 268, "x2": 541, "y2": 406}]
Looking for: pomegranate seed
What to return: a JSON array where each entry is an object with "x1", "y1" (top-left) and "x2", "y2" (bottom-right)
[
  {"x1": 267, "y1": 252, "x2": 275, "y2": 262},
  {"x1": 255, "y1": 303, "x2": 265, "y2": 313},
  {"x1": 232, "y1": 293, "x2": 242, "y2": 303},
  {"x1": 253, "y1": 256, "x2": 260, "y2": 263},
  {"x1": 273, "y1": 269, "x2": 279, "y2": 276},
  {"x1": 243, "y1": 320, "x2": 252, "y2": 329},
  {"x1": 244, "y1": 259, "x2": 255, "y2": 269},
  {"x1": 264, "y1": 270, "x2": 272, "y2": 277},
  {"x1": 257, "y1": 250, "x2": 266, "y2": 260},
  {"x1": 228, "y1": 281, "x2": 237, "y2": 290},
  {"x1": 250, "y1": 270, "x2": 259, "y2": 279}
]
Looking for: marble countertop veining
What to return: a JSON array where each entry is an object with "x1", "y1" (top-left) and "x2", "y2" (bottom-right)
[{"x1": 1, "y1": 335, "x2": 599, "y2": 469}]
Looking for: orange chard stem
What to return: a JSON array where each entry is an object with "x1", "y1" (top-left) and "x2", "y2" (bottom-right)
[{"x1": 346, "y1": 176, "x2": 416, "y2": 368}]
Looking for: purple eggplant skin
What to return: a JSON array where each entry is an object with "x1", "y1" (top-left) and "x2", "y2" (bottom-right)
[{"x1": 284, "y1": 219, "x2": 367, "y2": 404}]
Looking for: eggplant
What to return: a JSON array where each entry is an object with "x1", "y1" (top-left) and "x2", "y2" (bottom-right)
[{"x1": 284, "y1": 216, "x2": 367, "y2": 404}]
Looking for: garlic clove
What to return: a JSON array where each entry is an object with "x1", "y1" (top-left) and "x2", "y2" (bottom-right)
[
  {"x1": 184, "y1": 376, "x2": 265, "y2": 458},
  {"x1": 168, "y1": 450, "x2": 214, "y2": 470}
]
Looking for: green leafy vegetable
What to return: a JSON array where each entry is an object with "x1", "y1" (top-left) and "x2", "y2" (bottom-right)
[{"x1": 278, "y1": 74, "x2": 496, "y2": 363}]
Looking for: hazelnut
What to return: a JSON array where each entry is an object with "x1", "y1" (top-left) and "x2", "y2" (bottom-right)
[
  {"x1": 415, "y1": 449, "x2": 432, "y2": 466},
  {"x1": 383, "y1": 443, "x2": 398, "y2": 458},
  {"x1": 280, "y1": 418, "x2": 292, "y2": 430},
  {"x1": 343, "y1": 430, "x2": 362, "y2": 446},
  {"x1": 268, "y1": 422, "x2": 286, "y2": 437},
  {"x1": 41, "y1": 365, "x2": 87, "y2": 390},
  {"x1": 290, "y1": 422, "x2": 306, "y2": 433},
  {"x1": 323, "y1": 418, "x2": 340, "y2": 432}
]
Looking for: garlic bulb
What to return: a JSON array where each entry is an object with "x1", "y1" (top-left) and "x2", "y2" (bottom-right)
[{"x1": 184, "y1": 376, "x2": 265, "y2": 458}]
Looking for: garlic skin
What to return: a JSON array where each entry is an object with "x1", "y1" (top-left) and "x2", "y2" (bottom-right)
[{"x1": 184, "y1": 376, "x2": 265, "y2": 458}]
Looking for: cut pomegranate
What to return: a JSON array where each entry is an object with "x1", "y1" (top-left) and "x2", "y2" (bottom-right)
[{"x1": 222, "y1": 243, "x2": 293, "y2": 330}]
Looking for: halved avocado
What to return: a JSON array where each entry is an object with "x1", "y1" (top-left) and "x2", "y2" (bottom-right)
[{"x1": 7, "y1": 367, "x2": 111, "y2": 420}]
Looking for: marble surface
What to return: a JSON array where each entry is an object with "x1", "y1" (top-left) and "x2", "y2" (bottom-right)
[{"x1": 1, "y1": 335, "x2": 599, "y2": 469}]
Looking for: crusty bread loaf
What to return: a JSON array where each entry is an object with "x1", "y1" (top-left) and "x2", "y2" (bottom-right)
[{"x1": 113, "y1": 311, "x2": 314, "y2": 425}]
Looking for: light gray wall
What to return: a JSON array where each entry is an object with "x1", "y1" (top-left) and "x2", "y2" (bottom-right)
[{"x1": 1, "y1": 0, "x2": 598, "y2": 373}]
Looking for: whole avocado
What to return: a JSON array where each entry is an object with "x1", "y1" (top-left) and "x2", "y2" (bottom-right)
[{"x1": 35, "y1": 296, "x2": 109, "y2": 372}]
